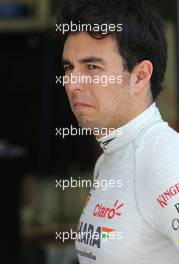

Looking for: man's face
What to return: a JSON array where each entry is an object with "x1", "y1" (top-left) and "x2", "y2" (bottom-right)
[{"x1": 62, "y1": 32, "x2": 135, "y2": 131}]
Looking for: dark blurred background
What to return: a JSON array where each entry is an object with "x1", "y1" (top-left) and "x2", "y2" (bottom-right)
[{"x1": 0, "y1": 0, "x2": 178, "y2": 263}]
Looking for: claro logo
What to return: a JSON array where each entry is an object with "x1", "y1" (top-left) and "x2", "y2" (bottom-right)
[
  {"x1": 157, "y1": 183, "x2": 179, "y2": 208},
  {"x1": 93, "y1": 200, "x2": 124, "y2": 219}
]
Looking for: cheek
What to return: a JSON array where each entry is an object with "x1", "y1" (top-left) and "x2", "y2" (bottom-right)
[
  {"x1": 94, "y1": 85, "x2": 122, "y2": 114},
  {"x1": 105, "y1": 82, "x2": 123, "y2": 100}
]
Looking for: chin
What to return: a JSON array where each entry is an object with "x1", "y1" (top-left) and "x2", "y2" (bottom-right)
[{"x1": 78, "y1": 118, "x2": 98, "y2": 130}]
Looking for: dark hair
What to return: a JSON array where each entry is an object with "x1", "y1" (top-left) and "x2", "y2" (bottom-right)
[{"x1": 57, "y1": 0, "x2": 167, "y2": 99}]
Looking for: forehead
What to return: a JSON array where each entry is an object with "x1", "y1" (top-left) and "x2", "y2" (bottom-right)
[{"x1": 63, "y1": 32, "x2": 122, "y2": 63}]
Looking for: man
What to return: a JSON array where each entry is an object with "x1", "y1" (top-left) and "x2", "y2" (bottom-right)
[{"x1": 58, "y1": 0, "x2": 179, "y2": 263}]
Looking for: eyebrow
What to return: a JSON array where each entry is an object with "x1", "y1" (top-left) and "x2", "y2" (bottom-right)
[{"x1": 62, "y1": 56, "x2": 106, "y2": 66}]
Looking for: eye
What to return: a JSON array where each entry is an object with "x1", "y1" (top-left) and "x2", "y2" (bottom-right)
[
  {"x1": 87, "y1": 64, "x2": 100, "y2": 70},
  {"x1": 64, "y1": 65, "x2": 74, "y2": 71}
]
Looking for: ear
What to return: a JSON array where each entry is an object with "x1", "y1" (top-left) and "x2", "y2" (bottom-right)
[{"x1": 133, "y1": 60, "x2": 153, "y2": 94}]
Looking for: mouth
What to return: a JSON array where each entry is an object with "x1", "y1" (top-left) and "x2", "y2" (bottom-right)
[{"x1": 73, "y1": 102, "x2": 94, "y2": 110}]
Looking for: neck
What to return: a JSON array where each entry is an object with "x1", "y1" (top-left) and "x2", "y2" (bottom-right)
[
  {"x1": 96, "y1": 102, "x2": 163, "y2": 154},
  {"x1": 95, "y1": 101, "x2": 153, "y2": 140}
]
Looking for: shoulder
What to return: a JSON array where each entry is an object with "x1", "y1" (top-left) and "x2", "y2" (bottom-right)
[
  {"x1": 134, "y1": 123, "x2": 179, "y2": 239},
  {"x1": 135, "y1": 122, "x2": 179, "y2": 181}
]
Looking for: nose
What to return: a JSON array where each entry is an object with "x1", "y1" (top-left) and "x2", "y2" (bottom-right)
[{"x1": 64, "y1": 70, "x2": 86, "y2": 93}]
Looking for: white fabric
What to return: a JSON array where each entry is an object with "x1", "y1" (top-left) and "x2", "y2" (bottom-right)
[{"x1": 75, "y1": 103, "x2": 179, "y2": 263}]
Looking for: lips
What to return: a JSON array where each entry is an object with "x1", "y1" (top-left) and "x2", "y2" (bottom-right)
[{"x1": 73, "y1": 102, "x2": 94, "y2": 109}]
